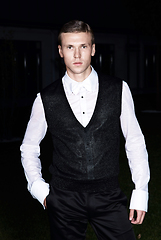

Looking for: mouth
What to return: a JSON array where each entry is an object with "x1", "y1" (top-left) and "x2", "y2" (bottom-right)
[{"x1": 73, "y1": 62, "x2": 83, "y2": 66}]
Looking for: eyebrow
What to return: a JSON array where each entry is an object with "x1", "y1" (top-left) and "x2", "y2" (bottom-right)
[{"x1": 66, "y1": 43, "x2": 89, "y2": 47}]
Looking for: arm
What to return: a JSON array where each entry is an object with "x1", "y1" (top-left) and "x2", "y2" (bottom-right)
[
  {"x1": 20, "y1": 93, "x2": 49, "y2": 208},
  {"x1": 120, "y1": 81, "x2": 150, "y2": 224}
]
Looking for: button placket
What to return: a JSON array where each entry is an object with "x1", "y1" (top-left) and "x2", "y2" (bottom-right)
[{"x1": 80, "y1": 88, "x2": 88, "y2": 126}]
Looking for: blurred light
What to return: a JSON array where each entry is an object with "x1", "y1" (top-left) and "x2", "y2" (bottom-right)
[
  {"x1": 145, "y1": 58, "x2": 148, "y2": 67},
  {"x1": 37, "y1": 55, "x2": 40, "y2": 65},
  {"x1": 99, "y1": 54, "x2": 102, "y2": 67},
  {"x1": 24, "y1": 56, "x2": 27, "y2": 68},
  {"x1": 110, "y1": 56, "x2": 113, "y2": 63}
]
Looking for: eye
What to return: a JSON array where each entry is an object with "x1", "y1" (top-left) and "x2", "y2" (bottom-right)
[
  {"x1": 67, "y1": 46, "x2": 73, "y2": 50},
  {"x1": 82, "y1": 45, "x2": 87, "y2": 49}
]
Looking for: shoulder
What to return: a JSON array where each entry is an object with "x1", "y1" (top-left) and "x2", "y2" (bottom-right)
[
  {"x1": 98, "y1": 73, "x2": 123, "y2": 88},
  {"x1": 41, "y1": 78, "x2": 62, "y2": 96},
  {"x1": 98, "y1": 73, "x2": 122, "y2": 82}
]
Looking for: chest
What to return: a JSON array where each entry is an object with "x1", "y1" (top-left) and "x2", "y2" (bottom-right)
[
  {"x1": 65, "y1": 87, "x2": 98, "y2": 127},
  {"x1": 41, "y1": 76, "x2": 122, "y2": 134}
]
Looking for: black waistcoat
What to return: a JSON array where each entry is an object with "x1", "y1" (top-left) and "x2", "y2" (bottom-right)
[{"x1": 41, "y1": 74, "x2": 122, "y2": 192}]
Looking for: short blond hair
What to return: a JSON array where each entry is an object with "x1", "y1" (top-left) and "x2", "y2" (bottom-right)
[{"x1": 58, "y1": 20, "x2": 95, "y2": 46}]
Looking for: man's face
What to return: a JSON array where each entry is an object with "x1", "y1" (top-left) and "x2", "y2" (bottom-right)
[{"x1": 58, "y1": 32, "x2": 95, "y2": 81}]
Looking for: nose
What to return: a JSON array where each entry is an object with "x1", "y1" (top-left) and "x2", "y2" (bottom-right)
[{"x1": 74, "y1": 47, "x2": 81, "y2": 58}]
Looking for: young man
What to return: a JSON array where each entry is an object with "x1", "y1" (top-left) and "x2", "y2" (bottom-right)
[{"x1": 20, "y1": 20, "x2": 150, "y2": 240}]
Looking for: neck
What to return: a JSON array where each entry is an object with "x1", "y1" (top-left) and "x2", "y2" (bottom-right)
[{"x1": 67, "y1": 66, "x2": 92, "y2": 82}]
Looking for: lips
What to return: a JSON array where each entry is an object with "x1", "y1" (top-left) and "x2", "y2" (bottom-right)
[{"x1": 73, "y1": 62, "x2": 83, "y2": 66}]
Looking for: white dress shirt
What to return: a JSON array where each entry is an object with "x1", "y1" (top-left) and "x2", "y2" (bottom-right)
[{"x1": 20, "y1": 67, "x2": 150, "y2": 211}]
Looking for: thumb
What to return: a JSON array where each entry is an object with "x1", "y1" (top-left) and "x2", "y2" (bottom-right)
[
  {"x1": 43, "y1": 198, "x2": 47, "y2": 209},
  {"x1": 129, "y1": 209, "x2": 134, "y2": 221}
]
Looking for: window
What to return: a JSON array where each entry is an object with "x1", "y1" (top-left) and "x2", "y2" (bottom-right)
[
  {"x1": 91, "y1": 44, "x2": 114, "y2": 76},
  {"x1": 144, "y1": 45, "x2": 157, "y2": 91},
  {"x1": 0, "y1": 40, "x2": 42, "y2": 140}
]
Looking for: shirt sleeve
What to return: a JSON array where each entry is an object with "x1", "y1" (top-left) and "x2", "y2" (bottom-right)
[
  {"x1": 20, "y1": 93, "x2": 49, "y2": 207},
  {"x1": 120, "y1": 81, "x2": 150, "y2": 212}
]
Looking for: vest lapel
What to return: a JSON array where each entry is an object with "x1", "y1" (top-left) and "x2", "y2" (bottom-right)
[{"x1": 58, "y1": 75, "x2": 111, "y2": 130}]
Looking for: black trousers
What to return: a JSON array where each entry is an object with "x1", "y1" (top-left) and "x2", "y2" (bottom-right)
[{"x1": 46, "y1": 186, "x2": 136, "y2": 240}]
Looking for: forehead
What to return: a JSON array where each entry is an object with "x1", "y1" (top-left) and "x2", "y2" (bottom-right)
[{"x1": 60, "y1": 32, "x2": 92, "y2": 46}]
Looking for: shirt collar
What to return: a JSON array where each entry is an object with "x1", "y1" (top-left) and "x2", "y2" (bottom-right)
[{"x1": 62, "y1": 66, "x2": 98, "y2": 95}]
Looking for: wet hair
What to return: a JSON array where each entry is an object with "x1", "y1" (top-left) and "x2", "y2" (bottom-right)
[{"x1": 58, "y1": 20, "x2": 95, "y2": 46}]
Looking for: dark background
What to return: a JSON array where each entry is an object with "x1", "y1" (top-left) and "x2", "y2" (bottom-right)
[
  {"x1": 0, "y1": 0, "x2": 132, "y2": 31},
  {"x1": 1, "y1": 0, "x2": 161, "y2": 141},
  {"x1": 0, "y1": 1, "x2": 161, "y2": 239}
]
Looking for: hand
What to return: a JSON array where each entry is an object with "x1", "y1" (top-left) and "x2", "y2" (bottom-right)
[
  {"x1": 129, "y1": 209, "x2": 146, "y2": 224},
  {"x1": 43, "y1": 198, "x2": 47, "y2": 209}
]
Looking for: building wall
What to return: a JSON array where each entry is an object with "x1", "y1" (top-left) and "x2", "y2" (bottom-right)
[
  {"x1": 0, "y1": 26, "x2": 158, "y2": 140},
  {"x1": 95, "y1": 32, "x2": 157, "y2": 93},
  {"x1": 0, "y1": 26, "x2": 58, "y2": 89},
  {"x1": 0, "y1": 26, "x2": 157, "y2": 92}
]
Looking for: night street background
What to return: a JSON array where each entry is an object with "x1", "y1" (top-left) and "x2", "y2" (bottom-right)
[{"x1": 1, "y1": 0, "x2": 161, "y2": 239}]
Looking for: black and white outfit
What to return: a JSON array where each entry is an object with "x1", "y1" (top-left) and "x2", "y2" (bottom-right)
[{"x1": 21, "y1": 67, "x2": 150, "y2": 240}]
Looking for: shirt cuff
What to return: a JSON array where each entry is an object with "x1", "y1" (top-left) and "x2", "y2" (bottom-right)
[
  {"x1": 129, "y1": 189, "x2": 149, "y2": 212},
  {"x1": 30, "y1": 179, "x2": 50, "y2": 208}
]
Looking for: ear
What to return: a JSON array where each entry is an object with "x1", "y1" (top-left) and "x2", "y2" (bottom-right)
[
  {"x1": 91, "y1": 44, "x2": 96, "y2": 56},
  {"x1": 58, "y1": 45, "x2": 64, "y2": 58}
]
